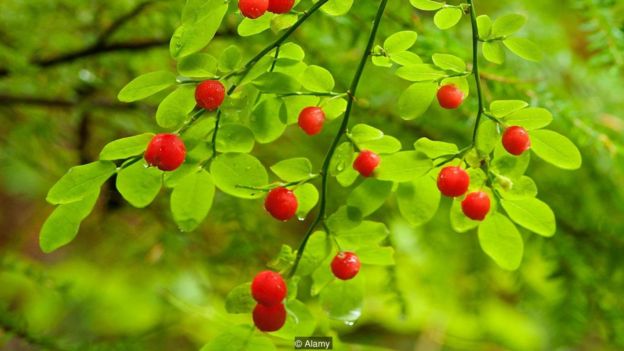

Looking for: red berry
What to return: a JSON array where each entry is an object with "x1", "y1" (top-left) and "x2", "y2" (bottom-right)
[
  {"x1": 238, "y1": 0, "x2": 269, "y2": 19},
  {"x1": 437, "y1": 84, "x2": 464, "y2": 109},
  {"x1": 502, "y1": 126, "x2": 531, "y2": 156},
  {"x1": 251, "y1": 271, "x2": 287, "y2": 306},
  {"x1": 268, "y1": 0, "x2": 294, "y2": 13},
  {"x1": 331, "y1": 252, "x2": 361, "y2": 280},
  {"x1": 461, "y1": 191, "x2": 491, "y2": 221},
  {"x1": 195, "y1": 80, "x2": 225, "y2": 111},
  {"x1": 353, "y1": 150, "x2": 380, "y2": 177},
  {"x1": 144, "y1": 133, "x2": 186, "y2": 171},
  {"x1": 253, "y1": 303, "x2": 287, "y2": 332},
  {"x1": 264, "y1": 187, "x2": 298, "y2": 221},
  {"x1": 298, "y1": 106, "x2": 325, "y2": 135},
  {"x1": 437, "y1": 166, "x2": 470, "y2": 197}
]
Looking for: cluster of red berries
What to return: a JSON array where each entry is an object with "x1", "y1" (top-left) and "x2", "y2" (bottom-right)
[
  {"x1": 251, "y1": 271, "x2": 287, "y2": 332},
  {"x1": 436, "y1": 166, "x2": 491, "y2": 221},
  {"x1": 144, "y1": 80, "x2": 226, "y2": 171},
  {"x1": 238, "y1": 0, "x2": 294, "y2": 19}
]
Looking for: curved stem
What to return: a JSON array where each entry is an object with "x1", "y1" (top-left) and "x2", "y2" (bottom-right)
[
  {"x1": 468, "y1": 0, "x2": 485, "y2": 146},
  {"x1": 288, "y1": 0, "x2": 389, "y2": 278}
]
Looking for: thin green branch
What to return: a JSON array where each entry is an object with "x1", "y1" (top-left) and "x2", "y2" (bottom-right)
[
  {"x1": 468, "y1": 0, "x2": 485, "y2": 146},
  {"x1": 288, "y1": 0, "x2": 389, "y2": 278}
]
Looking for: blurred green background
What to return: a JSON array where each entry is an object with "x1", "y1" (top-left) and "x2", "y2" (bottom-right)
[{"x1": 1, "y1": 0, "x2": 623, "y2": 350}]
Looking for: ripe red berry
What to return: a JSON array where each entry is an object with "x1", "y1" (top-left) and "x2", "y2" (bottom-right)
[
  {"x1": 144, "y1": 133, "x2": 186, "y2": 171},
  {"x1": 437, "y1": 166, "x2": 470, "y2": 197},
  {"x1": 353, "y1": 150, "x2": 380, "y2": 177},
  {"x1": 253, "y1": 303, "x2": 287, "y2": 332},
  {"x1": 238, "y1": 0, "x2": 269, "y2": 19},
  {"x1": 437, "y1": 84, "x2": 464, "y2": 109},
  {"x1": 461, "y1": 191, "x2": 491, "y2": 221},
  {"x1": 251, "y1": 270, "x2": 287, "y2": 306},
  {"x1": 264, "y1": 187, "x2": 298, "y2": 221},
  {"x1": 298, "y1": 106, "x2": 325, "y2": 135},
  {"x1": 331, "y1": 252, "x2": 361, "y2": 280},
  {"x1": 268, "y1": 0, "x2": 294, "y2": 13},
  {"x1": 195, "y1": 80, "x2": 225, "y2": 111},
  {"x1": 502, "y1": 126, "x2": 531, "y2": 156}
]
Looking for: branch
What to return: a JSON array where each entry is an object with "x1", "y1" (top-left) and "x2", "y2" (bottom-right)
[
  {"x1": 0, "y1": 94, "x2": 138, "y2": 110},
  {"x1": 96, "y1": 1, "x2": 156, "y2": 46},
  {"x1": 0, "y1": 39, "x2": 169, "y2": 77},
  {"x1": 289, "y1": 0, "x2": 389, "y2": 278},
  {"x1": 467, "y1": 0, "x2": 485, "y2": 146}
]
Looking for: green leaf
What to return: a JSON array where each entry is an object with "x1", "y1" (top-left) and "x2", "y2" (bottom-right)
[
  {"x1": 320, "y1": 0, "x2": 354, "y2": 16},
  {"x1": 357, "y1": 247, "x2": 395, "y2": 266},
  {"x1": 210, "y1": 153, "x2": 268, "y2": 199},
  {"x1": 376, "y1": 151, "x2": 432, "y2": 182},
  {"x1": 99, "y1": 133, "x2": 153, "y2": 161},
  {"x1": 478, "y1": 212, "x2": 524, "y2": 270},
  {"x1": 496, "y1": 176, "x2": 537, "y2": 199},
  {"x1": 39, "y1": 190, "x2": 99, "y2": 253},
  {"x1": 477, "y1": 15, "x2": 492, "y2": 38},
  {"x1": 390, "y1": 51, "x2": 422, "y2": 66},
  {"x1": 171, "y1": 170, "x2": 215, "y2": 232},
  {"x1": 530, "y1": 130, "x2": 582, "y2": 170},
  {"x1": 450, "y1": 198, "x2": 480, "y2": 233},
  {"x1": 225, "y1": 283, "x2": 255, "y2": 314},
  {"x1": 490, "y1": 100, "x2": 528, "y2": 117},
  {"x1": 249, "y1": 98, "x2": 287, "y2": 143},
  {"x1": 409, "y1": 0, "x2": 444, "y2": 11},
  {"x1": 329, "y1": 142, "x2": 354, "y2": 177},
  {"x1": 482, "y1": 41, "x2": 505, "y2": 65},
  {"x1": 397, "y1": 175, "x2": 440, "y2": 226},
  {"x1": 320, "y1": 97, "x2": 347, "y2": 120},
  {"x1": 347, "y1": 179, "x2": 393, "y2": 216},
  {"x1": 476, "y1": 118, "x2": 499, "y2": 155},
  {"x1": 492, "y1": 14, "x2": 526, "y2": 37},
  {"x1": 505, "y1": 107, "x2": 553, "y2": 130},
  {"x1": 503, "y1": 37, "x2": 542, "y2": 62},
  {"x1": 301, "y1": 65, "x2": 335, "y2": 92},
  {"x1": 271, "y1": 300, "x2": 316, "y2": 339},
  {"x1": 320, "y1": 279, "x2": 363, "y2": 322},
  {"x1": 216, "y1": 124, "x2": 255, "y2": 153},
  {"x1": 384, "y1": 31, "x2": 418, "y2": 54},
  {"x1": 253, "y1": 72, "x2": 300, "y2": 94},
  {"x1": 492, "y1": 145, "x2": 531, "y2": 177},
  {"x1": 238, "y1": 15, "x2": 272, "y2": 37},
  {"x1": 432, "y1": 53, "x2": 466, "y2": 73},
  {"x1": 326, "y1": 206, "x2": 363, "y2": 233},
  {"x1": 170, "y1": 2, "x2": 228, "y2": 58},
  {"x1": 372, "y1": 54, "x2": 393, "y2": 68},
  {"x1": 46, "y1": 161, "x2": 116, "y2": 205},
  {"x1": 501, "y1": 198, "x2": 556, "y2": 237},
  {"x1": 334, "y1": 221, "x2": 388, "y2": 250},
  {"x1": 200, "y1": 325, "x2": 275, "y2": 351},
  {"x1": 434, "y1": 8, "x2": 463, "y2": 30},
  {"x1": 271, "y1": 158, "x2": 313, "y2": 182},
  {"x1": 414, "y1": 137, "x2": 458, "y2": 158},
  {"x1": 398, "y1": 82, "x2": 437, "y2": 120},
  {"x1": 156, "y1": 85, "x2": 197, "y2": 129},
  {"x1": 297, "y1": 231, "x2": 331, "y2": 276},
  {"x1": 271, "y1": 14, "x2": 298, "y2": 32},
  {"x1": 177, "y1": 53, "x2": 218, "y2": 77},
  {"x1": 357, "y1": 136, "x2": 402, "y2": 154},
  {"x1": 218, "y1": 45, "x2": 242, "y2": 72},
  {"x1": 117, "y1": 71, "x2": 176, "y2": 102},
  {"x1": 350, "y1": 124, "x2": 384, "y2": 142},
  {"x1": 395, "y1": 64, "x2": 445, "y2": 82},
  {"x1": 116, "y1": 161, "x2": 162, "y2": 208}
]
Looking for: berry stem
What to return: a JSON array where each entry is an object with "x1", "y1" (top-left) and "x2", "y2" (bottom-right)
[
  {"x1": 288, "y1": 0, "x2": 389, "y2": 278},
  {"x1": 467, "y1": 0, "x2": 486, "y2": 147}
]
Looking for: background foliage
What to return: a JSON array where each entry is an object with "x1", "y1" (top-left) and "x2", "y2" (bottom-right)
[{"x1": 0, "y1": 0, "x2": 623, "y2": 350}]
